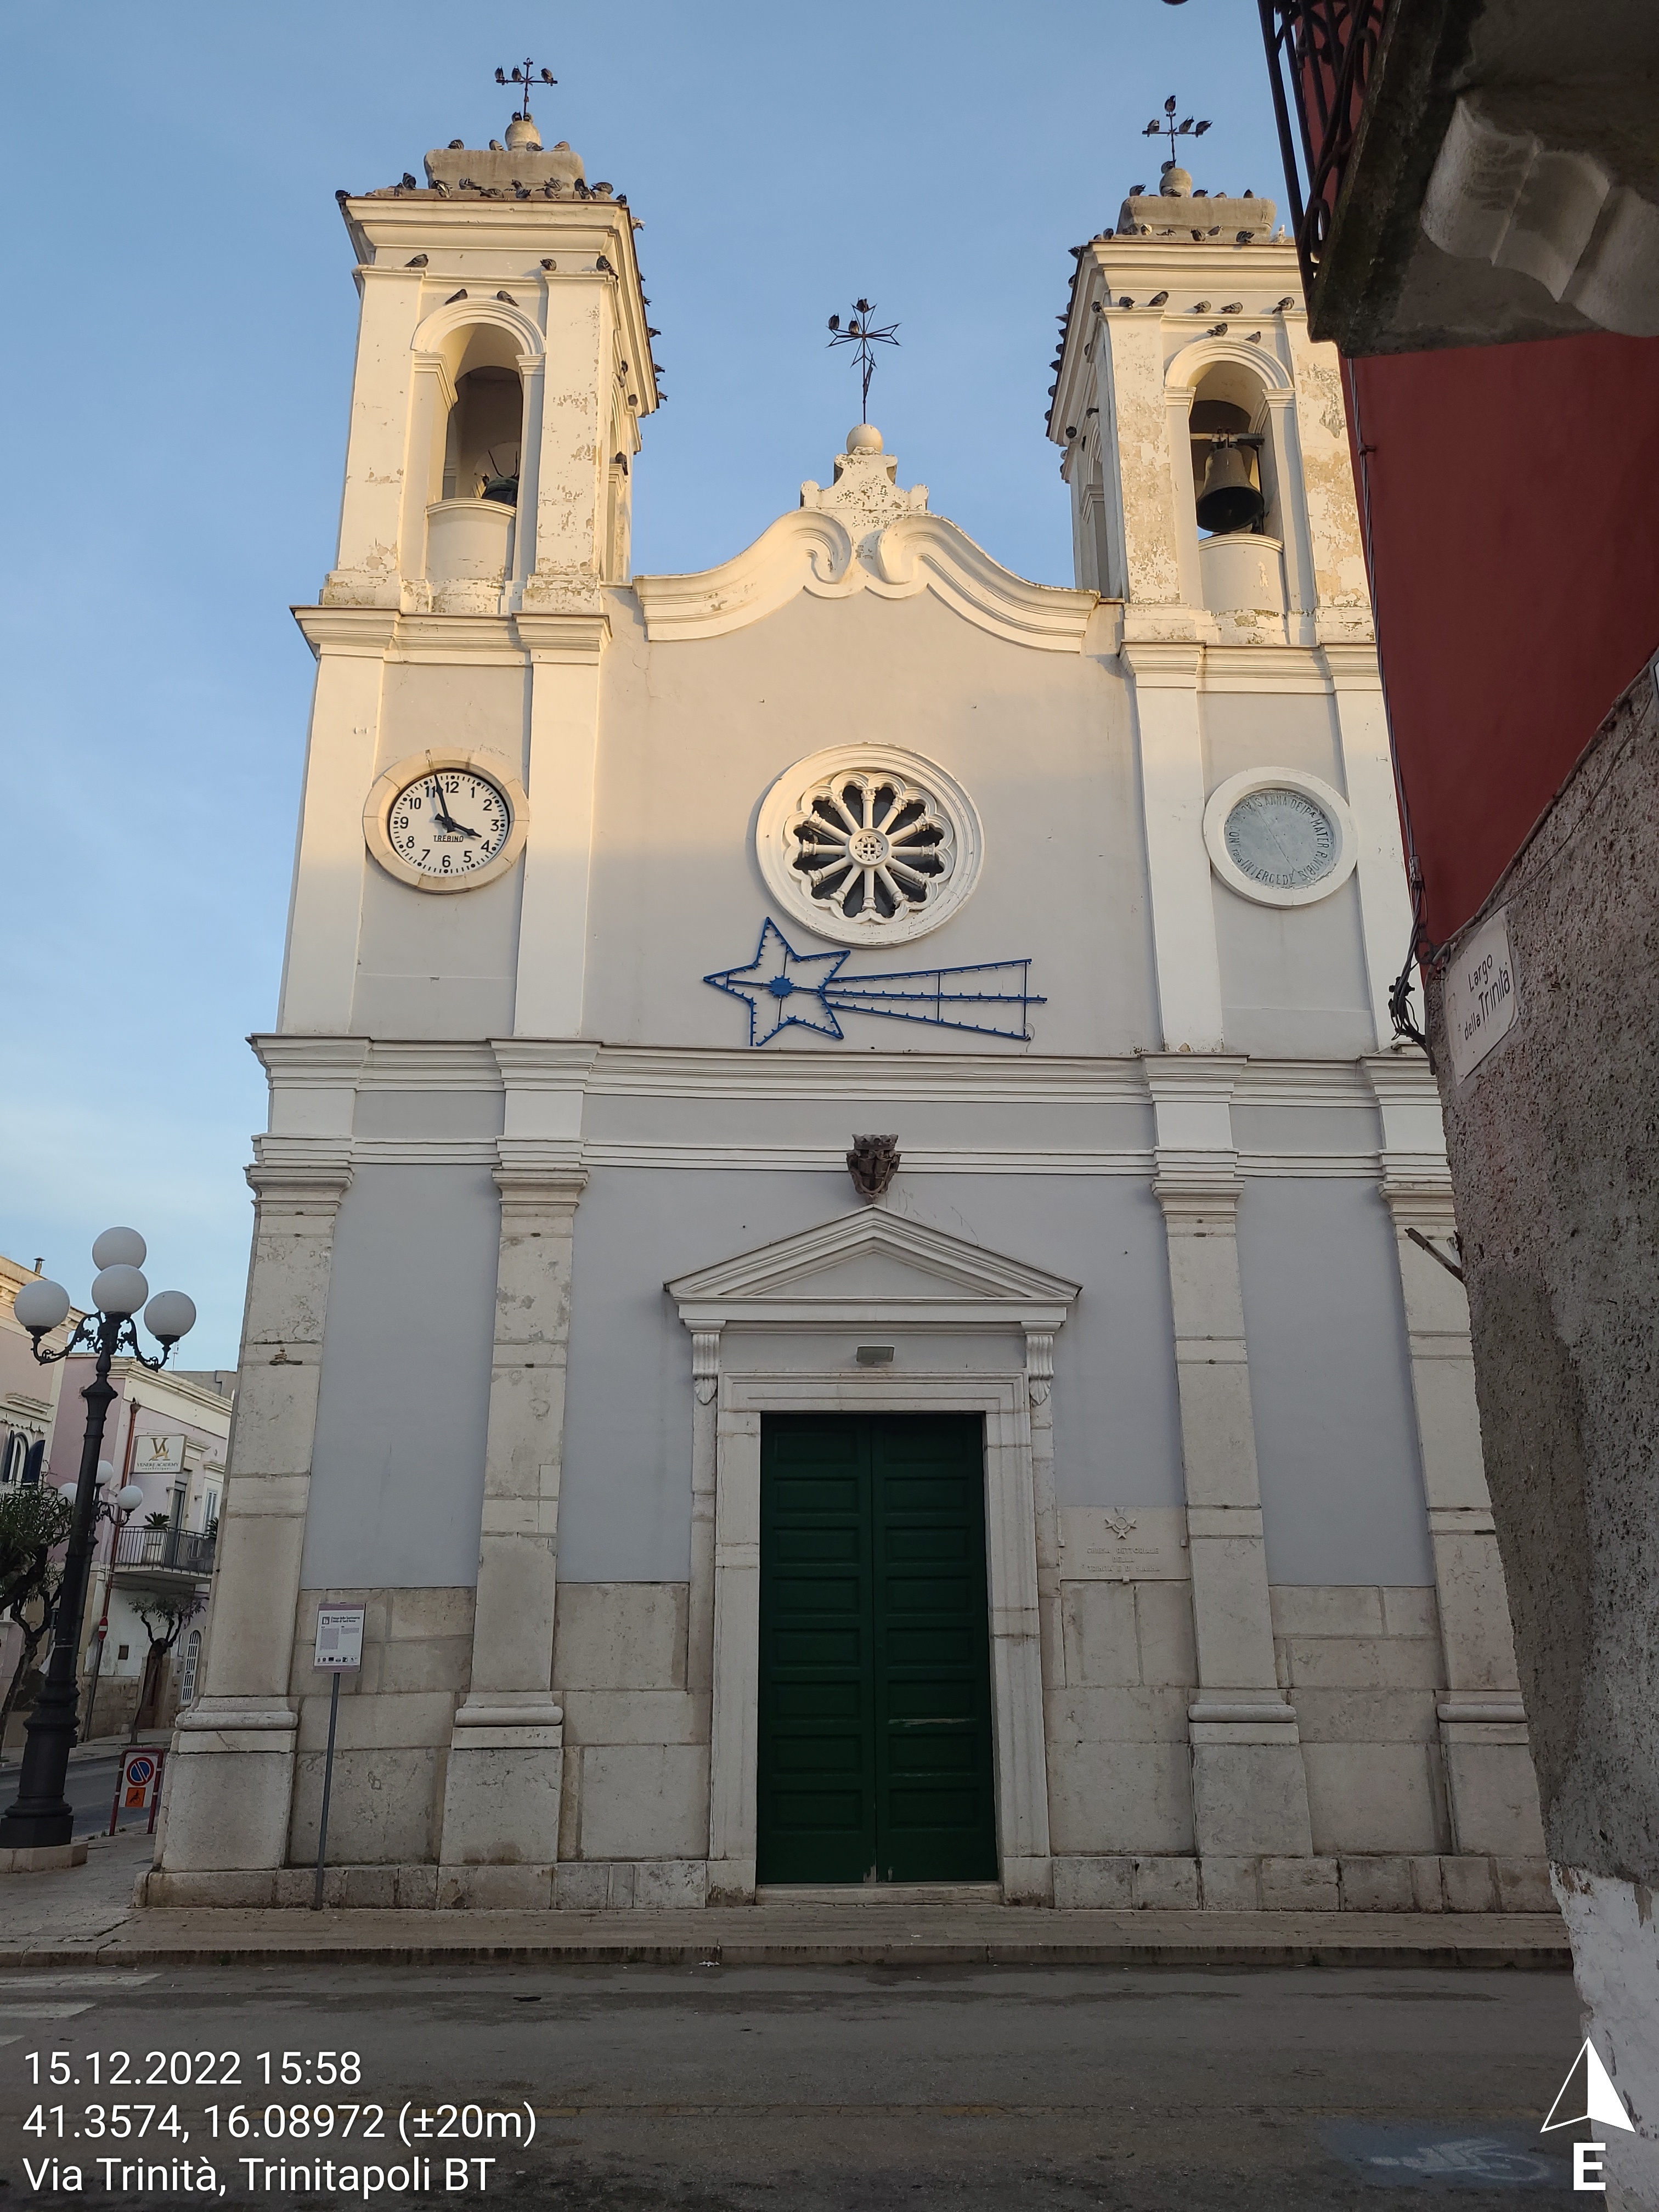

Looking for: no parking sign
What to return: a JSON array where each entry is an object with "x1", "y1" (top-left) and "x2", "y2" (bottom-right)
[{"x1": 109, "y1": 1747, "x2": 166, "y2": 1834}]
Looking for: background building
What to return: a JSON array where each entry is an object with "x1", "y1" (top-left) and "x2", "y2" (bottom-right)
[{"x1": 150, "y1": 94, "x2": 1544, "y2": 1922}]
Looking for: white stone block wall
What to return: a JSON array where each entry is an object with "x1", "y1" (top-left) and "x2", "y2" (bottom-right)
[
  {"x1": 1270, "y1": 1584, "x2": 1446, "y2": 1857},
  {"x1": 1045, "y1": 1579, "x2": 1197, "y2": 1855},
  {"x1": 552, "y1": 1584, "x2": 710, "y2": 1868},
  {"x1": 286, "y1": 1588, "x2": 475, "y2": 1870}
]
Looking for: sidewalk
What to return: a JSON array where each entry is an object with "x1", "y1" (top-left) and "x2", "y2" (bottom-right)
[
  {"x1": 0, "y1": 1728, "x2": 172, "y2": 1776},
  {"x1": 0, "y1": 1833, "x2": 1572, "y2": 1970}
]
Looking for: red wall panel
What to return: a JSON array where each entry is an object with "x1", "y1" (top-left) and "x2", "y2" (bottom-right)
[{"x1": 1346, "y1": 332, "x2": 1659, "y2": 944}]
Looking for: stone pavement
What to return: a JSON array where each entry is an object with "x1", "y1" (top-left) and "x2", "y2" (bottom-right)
[{"x1": 0, "y1": 1832, "x2": 1571, "y2": 1968}]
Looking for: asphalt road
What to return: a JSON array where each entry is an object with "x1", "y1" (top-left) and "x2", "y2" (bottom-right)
[
  {"x1": 0, "y1": 1959, "x2": 1586, "y2": 2209},
  {"x1": 0, "y1": 1756, "x2": 155, "y2": 1837}
]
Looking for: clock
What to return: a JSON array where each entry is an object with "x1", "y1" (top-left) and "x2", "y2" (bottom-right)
[
  {"x1": 1201, "y1": 768, "x2": 1358, "y2": 909},
  {"x1": 363, "y1": 749, "x2": 530, "y2": 894}
]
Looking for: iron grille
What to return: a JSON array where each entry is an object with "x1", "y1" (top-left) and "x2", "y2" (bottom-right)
[
  {"x1": 114, "y1": 1524, "x2": 217, "y2": 1577},
  {"x1": 1259, "y1": 0, "x2": 1391, "y2": 295}
]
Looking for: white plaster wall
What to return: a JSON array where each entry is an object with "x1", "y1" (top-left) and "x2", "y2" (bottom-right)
[
  {"x1": 584, "y1": 588, "x2": 1160, "y2": 1054},
  {"x1": 556, "y1": 1165, "x2": 1188, "y2": 1585},
  {"x1": 351, "y1": 663, "x2": 531, "y2": 1038},
  {"x1": 1235, "y1": 1178, "x2": 1434, "y2": 1586},
  {"x1": 1201, "y1": 689, "x2": 1375, "y2": 1056},
  {"x1": 302, "y1": 1165, "x2": 501, "y2": 1588}
]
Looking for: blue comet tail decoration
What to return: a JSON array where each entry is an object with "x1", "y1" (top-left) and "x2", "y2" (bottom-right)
[{"x1": 704, "y1": 918, "x2": 1045, "y2": 1048}]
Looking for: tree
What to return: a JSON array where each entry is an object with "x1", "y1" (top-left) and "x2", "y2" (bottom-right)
[
  {"x1": 0, "y1": 1485, "x2": 73, "y2": 1746},
  {"x1": 130, "y1": 1589, "x2": 206, "y2": 1737}
]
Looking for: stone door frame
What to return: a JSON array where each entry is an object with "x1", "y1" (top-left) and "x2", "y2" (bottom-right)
[{"x1": 704, "y1": 1367, "x2": 1051, "y2": 1904}]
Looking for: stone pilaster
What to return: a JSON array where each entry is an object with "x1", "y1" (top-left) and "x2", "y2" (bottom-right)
[
  {"x1": 685, "y1": 1328, "x2": 721, "y2": 1704},
  {"x1": 438, "y1": 1146, "x2": 586, "y2": 1884},
  {"x1": 1362, "y1": 1054, "x2": 1545, "y2": 1859},
  {"x1": 1025, "y1": 1331, "x2": 1064, "y2": 1692},
  {"x1": 1146, "y1": 1058, "x2": 1314, "y2": 1864},
  {"x1": 159, "y1": 1138, "x2": 357, "y2": 1877}
]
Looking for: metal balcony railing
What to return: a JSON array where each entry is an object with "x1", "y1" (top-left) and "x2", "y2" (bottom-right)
[
  {"x1": 112, "y1": 1524, "x2": 217, "y2": 1578},
  {"x1": 1259, "y1": 0, "x2": 1391, "y2": 296}
]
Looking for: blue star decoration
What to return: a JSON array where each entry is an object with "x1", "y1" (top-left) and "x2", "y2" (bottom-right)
[
  {"x1": 704, "y1": 918, "x2": 1046, "y2": 1047},
  {"x1": 704, "y1": 918, "x2": 850, "y2": 1045}
]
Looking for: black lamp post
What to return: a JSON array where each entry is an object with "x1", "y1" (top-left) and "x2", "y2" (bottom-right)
[{"x1": 1, "y1": 1230, "x2": 195, "y2": 1855}]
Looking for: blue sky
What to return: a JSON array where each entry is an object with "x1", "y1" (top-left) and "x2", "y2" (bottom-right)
[{"x1": 1, "y1": 3, "x2": 1286, "y2": 1363}]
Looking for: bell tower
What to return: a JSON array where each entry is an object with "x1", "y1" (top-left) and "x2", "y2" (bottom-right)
[
  {"x1": 1049, "y1": 165, "x2": 1367, "y2": 648},
  {"x1": 321, "y1": 97, "x2": 658, "y2": 617}
]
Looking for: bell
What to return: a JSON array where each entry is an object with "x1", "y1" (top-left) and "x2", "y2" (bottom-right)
[
  {"x1": 481, "y1": 472, "x2": 519, "y2": 506},
  {"x1": 1196, "y1": 439, "x2": 1265, "y2": 535}
]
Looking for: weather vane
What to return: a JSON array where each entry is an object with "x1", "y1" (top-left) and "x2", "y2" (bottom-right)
[
  {"x1": 495, "y1": 55, "x2": 557, "y2": 119},
  {"x1": 1143, "y1": 93, "x2": 1211, "y2": 170},
  {"x1": 826, "y1": 298, "x2": 899, "y2": 424}
]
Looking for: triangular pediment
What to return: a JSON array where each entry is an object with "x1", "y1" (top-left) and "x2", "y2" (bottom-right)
[{"x1": 667, "y1": 1209, "x2": 1079, "y2": 1329}]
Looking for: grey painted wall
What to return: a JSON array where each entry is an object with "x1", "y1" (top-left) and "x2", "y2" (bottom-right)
[
  {"x1": 303, "y1": 1164, "x2": 500, "y2": 1588},
  {"x1": 556, "y1": 1165, "x2": 1188, "y2": 1583},
  {"x1": 1236, "y1": 1176, "x2": 1433, "y2": 1585}
]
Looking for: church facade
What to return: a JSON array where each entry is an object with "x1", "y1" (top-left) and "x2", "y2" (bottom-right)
[{"x1": 149, "y1": 103, "x2": 1548, "y2": 1912}]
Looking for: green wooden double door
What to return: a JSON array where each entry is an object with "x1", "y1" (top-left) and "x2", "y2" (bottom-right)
[{"x1": 757, "y1": 1414, "x2": 998, "y2": 1885}]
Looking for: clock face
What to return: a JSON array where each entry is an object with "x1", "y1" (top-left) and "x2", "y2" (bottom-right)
[
  {"x1": 387, "y1": 768, "x2": 513, "y2": 880},
  {"x1": 1223, "y1": 786, "x2": 1338, "y2": 891}
]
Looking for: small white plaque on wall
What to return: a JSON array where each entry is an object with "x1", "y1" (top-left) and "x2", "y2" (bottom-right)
[
  {"x1": 1058, "y1": 1508, "x2": 1190, "y2": 1582},
  {"x1": 1443, "y1": 907, "x2": 1519, "y2": 1084}
]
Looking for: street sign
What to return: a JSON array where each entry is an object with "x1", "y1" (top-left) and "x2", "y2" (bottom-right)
[
  {"x1": 315, "y1": 1606, "x2": 366, "y2": 1671},
  {"x1": 110, "y1": 1747, "x2": 167, "y2": 1835}
]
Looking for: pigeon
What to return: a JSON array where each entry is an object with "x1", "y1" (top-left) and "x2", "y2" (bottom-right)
[
  {"x1": 1194, "y1": 188, "x2": 1208, "y2": 198},
  {"x1": 595, "y1": 253, "x2": 613, "y2": 274},
  {"x1": 541, "y1": 257, "x2": 558, "y2": 270},
  {"x1": 458, "y1": 177, "x2": 475, "y2": 190},
  {"x1": 1210, "y1": 323, "x2": 1228, "y2": 336},
  {"x1": 1237, "y1": 230, "x2": 1256, "y2": 243},
  {"x1": 1192, "y1": 300, "x2": 1210, "y2": 312},
  {"x1": 1118, "y1": 296, "x2": 1134, "y2": 308},
  {"x1": 497, "y1": 291, "x2": 517, "y2": 303},
  {"x1": 402, "y1": 173, "x2": 418, "y2": 190},
  {"x1": 445, "y1": 289, "x2": 467, "y2": 304},
  {"x1": 1065, "y1": 426, "x2": 1076, "y2": 439},
  {"x1": 489, "y1": 139, "x2": 505, "y2": 152},
  {"x1": 335, "y1": 188, "x2": 351, "y2": 206},
  {"x1": 407, "y1": 253, "x2": 428, "y2": 267},
  {"x1": 1243, "y1": 189, "x2": 1255, "y2": 199},
  {"x1": 592, "y1": 182, "x2": 613, "y2": 198},
  {"x1": 1130, "y1": 183, "x2": 1147, "y2": 196},
  {"x1": 646, "y1": 325, "x2": 662, "y2": 337},
  {"x1": 1276, "y1": 296, "x2": 1296, "y2": 311},
  {"x1": 1246, "y1": 331, "x2": 1262, "y2": 343},
  {"x1": 1148, "y1": 290, "x2": 1169, "y2": 306},
  {"x1": 448, "y1": 139, "x2": 465, "y2": 150},
  {"x1": 433, "y1": 182, "x2": 450, "y2": 199},
  {"x1": 1090, "y1": 300, "x2": 1103, "y2": 314},
  {"x1": 1222, "y1": 301, "x2": 1242, "y2": 313}
]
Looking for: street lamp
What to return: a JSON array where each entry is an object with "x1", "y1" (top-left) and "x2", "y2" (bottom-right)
[
  {"x1": 80, "y1": 1468, "x2": 148, "y2": 1739},
  {"x1": 0, "y1": 1229, "x2": 195, "y2": 1855}
]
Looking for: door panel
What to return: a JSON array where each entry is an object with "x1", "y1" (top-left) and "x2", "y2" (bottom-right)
[{"x1": 758, "y1": 1413, "x2": 997, "y2": 1884}]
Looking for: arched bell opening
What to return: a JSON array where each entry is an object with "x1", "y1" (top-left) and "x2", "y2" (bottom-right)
[
  {"x1": 1188, "y1": 362, "x2": 1286, "y2": 623},
  {"x1": 424, "y1": 320, "x2": 534, "y2": 612}
]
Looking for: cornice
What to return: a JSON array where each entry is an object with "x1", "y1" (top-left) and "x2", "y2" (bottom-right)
[
  {"x1": 512, "y1": 612, "x2": 611, "y2": 661},
  {"x1": 253, "y1": 1036, "x2": 373, "y2": 1082},
  {"x1": 1122, "y1": 640, "x2": 1206, "y2": 684},
  {"x1": 635, "y1": 510, "x2": 1094, "y2": 653},
  {"x1": 291, "y1": 607, "x2": 400, "y2": 659}
]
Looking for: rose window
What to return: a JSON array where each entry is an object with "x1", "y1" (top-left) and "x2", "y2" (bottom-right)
[
  {"x1": 756, "y1": 746, "x2": 984, "y2": 947},
  {"x1": 788, "y1": 770, "x2": 953, "y2": 925}
]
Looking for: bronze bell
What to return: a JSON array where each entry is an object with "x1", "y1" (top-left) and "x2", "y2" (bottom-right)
[{"x1": 1196, "y1": 438, "x2": 1265, "y2": 535}]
